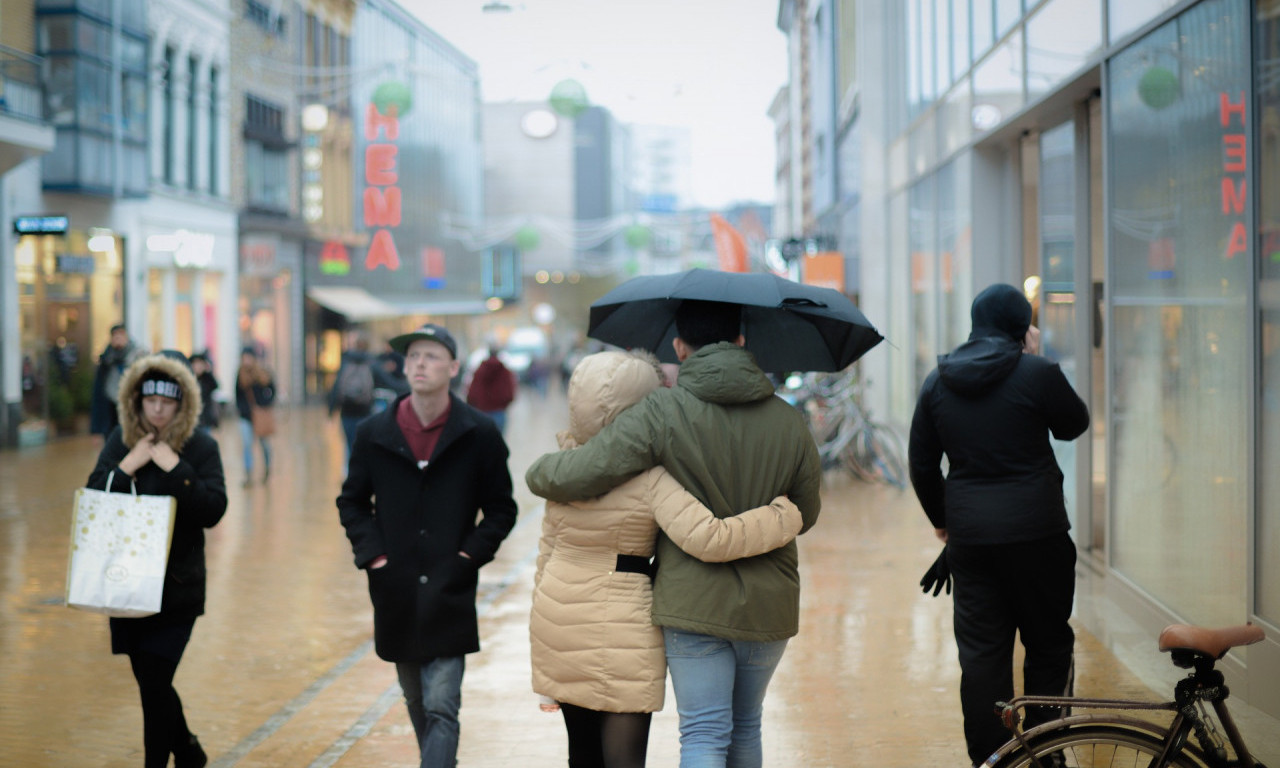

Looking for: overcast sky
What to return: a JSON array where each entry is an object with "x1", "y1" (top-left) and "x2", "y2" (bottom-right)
[{"x1": 402, "y1": 0, "x2": 789, "y2": 209}]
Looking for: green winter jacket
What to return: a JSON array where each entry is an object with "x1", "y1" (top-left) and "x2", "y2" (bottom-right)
[{"x1": 526, "y1": 342, "x2": 822, "y2": 642}]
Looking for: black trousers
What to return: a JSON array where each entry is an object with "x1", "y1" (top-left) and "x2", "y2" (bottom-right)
[
  {"x1": 948, "y1": 533, "x2": 1076, "y2": 766},
  {"x1": 128, "y1": 650, "x2": 193, "y2": 768},
  {"x1": 560, "y1": 702, "x2": 652, "y2": 768}
]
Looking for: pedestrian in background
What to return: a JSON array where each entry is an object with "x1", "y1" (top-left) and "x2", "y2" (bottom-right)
[
  {"x1": 235, "y1": 346, "x2": 275, "y2": 487},
  {"x1": 329, "y1": 333, "x2": 378, "y2": 460},
  {"x1": 907, "y1": 283, "x2": 1090, "y2": 767},
  {"x1": 374, "y1": 347, "x2": 410, "y2": 413},
  {"x1": 466, "y1": 345, "x2": 516, "y2": 433},
  {"x1": 87, "y1": 351, "x2": 227, "y2": 768},
  {"x1": 91, "y1": 323, "x2": 147, "y2": 439},
  {"x1": 527, "y1": 300, "x2": 822, "y2": 768},
  {"x1": 530, "y1": 350, "x2": 803, "y2": 768},
  {"x1": 337, "y1": 323, "x2": 517, "y2": 768},
  {"x1": 189, "y1": 352, "x2": 220, "y2": 429}
]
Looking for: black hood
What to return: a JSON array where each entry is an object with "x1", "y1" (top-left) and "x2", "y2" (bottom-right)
[
  {"x1": 969, "y1": 283, "x2": 1032, "y2": 342},
  {"x1": 937, "y1": 336, "x2": 1023, "y2": 397}
]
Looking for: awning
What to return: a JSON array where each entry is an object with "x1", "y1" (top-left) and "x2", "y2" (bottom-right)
[
  {"x1": 306, "y1": 287, "x2": 492, "y2": 321},
  {"x1": 305, "y1": 286, "x2": 401, "y2": 321}
]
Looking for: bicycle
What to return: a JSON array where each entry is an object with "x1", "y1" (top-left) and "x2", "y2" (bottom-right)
[
  {"x1": 986, "y1": 623, "x2": 1269, "y2": 768},
  {"x1": 778, "y1": 370, "x2": 908, "y2": 489}
]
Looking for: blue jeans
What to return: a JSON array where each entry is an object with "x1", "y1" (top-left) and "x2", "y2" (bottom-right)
[
  {"x1": 662, "y1": 628, "x2": 788, "y2": 768},
  {"x1": 237, "y1": 418, "x2": 271, "y2": 475},
  {"x1": 395, "y1": 656, "x2": 465, "y2": 768},
  {"x1": 340, "y1": 415, "x2": 363, "y2": 463}
]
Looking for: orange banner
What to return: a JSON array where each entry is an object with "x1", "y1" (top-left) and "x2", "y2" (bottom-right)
[
  {"x1": 710, "y1": 214, "x2": 748, "y2": 273},
  {"x1": 803, "y1": 251, "x2": 844, "y2": 291}
]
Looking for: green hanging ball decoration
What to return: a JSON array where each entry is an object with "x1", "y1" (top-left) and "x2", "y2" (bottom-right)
[
  {"x1": 624, "y1": 224, "x2": 652, "y2": 250},
  {"x1": 549, "y1": 79, "x2": 590, "y2": 118},
  {"x1": 373, "y1": 81, "x2": 413, "y2": 118},
  {"x1": 624, "y1": 258, "x2": 640, "y2": 276},
  {"x1": 1138, "y1": 66, "x2": 1179, "y2": 110},
  {"x1": 514, "y1": 225, "x2": 541, "y2": 251}
]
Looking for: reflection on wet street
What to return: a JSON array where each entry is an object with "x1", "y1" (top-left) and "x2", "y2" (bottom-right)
[{"x1": 2, "y1": 388, "x2": 1276, "y2": 766}]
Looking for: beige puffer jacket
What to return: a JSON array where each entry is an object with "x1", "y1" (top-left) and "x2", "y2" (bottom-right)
[{"x1": 529, "y1": 351, "x2": 802, "y2": 713}]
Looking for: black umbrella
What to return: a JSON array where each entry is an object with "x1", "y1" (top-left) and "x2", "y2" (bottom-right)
[{"x1": 587, "y1": 268, "x2": 884, "y2": 373}]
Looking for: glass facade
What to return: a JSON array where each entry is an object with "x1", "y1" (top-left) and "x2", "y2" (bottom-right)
[
  {"x1": 15, "y1": 231, "x2": 125, "y2": 442},
  {"x1": 36, "y1": 0, "x2": 148, "y2": 195},
  {"x1": 1038, "y1": 120, "x2": 1081, "y2": 527},
  {"x1": 876, "y1": 0, "x2": 1277, "y2": 716},
  {"x1": 1107, "y1": 0, "x2": 1250, "y2": 628},
  {"x1": 1255, "y1": 0, "x2": 1280, "y2": 627},
  {"x1": 1025, "y1": 0, "x2": 1103, "y2": 99},
  {"x1": 316, "y1": 0, "x2": 484, "y2": 305}
]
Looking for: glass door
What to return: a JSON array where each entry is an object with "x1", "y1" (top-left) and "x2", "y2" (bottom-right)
[{"x1": 1038, "y1": 120, "x2": 1081, "y2": 530}]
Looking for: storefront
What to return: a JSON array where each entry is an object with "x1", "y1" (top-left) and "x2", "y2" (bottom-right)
[
  {"x1": 14, "y1": 223, "x2": 125, "y2": 444},
  {"x1": 137, "y1": 204, "x2": 239, "y2": 391},
  {"x1": 239, "y1": 229, "x2": 304, "y2": 404},
  {"x1": 873, "y1": 0, "x2": 1280, "y2": 717}
]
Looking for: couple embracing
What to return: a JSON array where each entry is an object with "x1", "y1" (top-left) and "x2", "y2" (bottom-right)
[{"x1": 527, "y1": 299, "x2": 823, "y2": 768}]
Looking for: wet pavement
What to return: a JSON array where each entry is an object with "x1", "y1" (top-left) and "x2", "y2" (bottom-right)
[{"x1": 2, "y1": 387, "x2": 1277, "y2": 767}]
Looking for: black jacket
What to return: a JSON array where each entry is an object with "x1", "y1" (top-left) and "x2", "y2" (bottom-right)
[
  {"x1": 88, "y1": 354, "x2": 228, "y2": 619},
  {"x1": 908, "y1": 335, "x2": 1089, "y2": 545},
  {"x1": 337, "y1": 392, "x2": 518, "y2": 661}
]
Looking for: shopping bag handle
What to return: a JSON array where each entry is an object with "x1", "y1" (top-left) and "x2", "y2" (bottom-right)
[{"x1": 103, "y1": 470, "x2": 138, "y2": 496}]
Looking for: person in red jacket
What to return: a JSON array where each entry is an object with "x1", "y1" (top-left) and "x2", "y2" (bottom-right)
[{"x1": 466, "y1": 346, "x2": 516, "y2": 433}]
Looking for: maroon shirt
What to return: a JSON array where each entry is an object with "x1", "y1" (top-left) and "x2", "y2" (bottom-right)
[{"x1": 396, "y1": 396, "x2": 450, "y2": 465}]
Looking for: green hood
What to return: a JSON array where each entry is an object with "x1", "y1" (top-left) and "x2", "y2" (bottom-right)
[{"x1": 676, "y1": 342, "x2": 776, "y2": 406}]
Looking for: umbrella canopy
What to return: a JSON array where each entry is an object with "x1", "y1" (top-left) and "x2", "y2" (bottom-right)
[{"x1": 587, "y1": 269, "x2": 884, "y2": 373}]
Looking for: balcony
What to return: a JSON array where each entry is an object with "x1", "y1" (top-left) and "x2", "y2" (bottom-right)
[{"x1": 0, "y1": 45, "x2": 55, "y2": 175}]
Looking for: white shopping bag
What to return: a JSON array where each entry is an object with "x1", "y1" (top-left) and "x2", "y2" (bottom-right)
[{"x1": 65, "y1": 471, "x2": 176, "y2": 617}]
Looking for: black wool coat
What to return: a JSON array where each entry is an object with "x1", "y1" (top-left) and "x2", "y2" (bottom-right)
[
  {"x1": 88, "y1": 354, "x2": 228, "y2": 621},
  {"x1": 337, "y1": 393, "x2": 518, "y2": 662},
  {"x1": 908, "y1": 334, "x2": 1090, "y2": 546}
]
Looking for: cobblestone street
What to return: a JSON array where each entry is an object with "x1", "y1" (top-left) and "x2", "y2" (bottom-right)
[{"x1": 2, "y1": 387, "x2": 1277, "y2": 767}]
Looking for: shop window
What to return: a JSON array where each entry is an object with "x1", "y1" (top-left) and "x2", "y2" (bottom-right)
[{"x1": 1107, "y1": 0, "x2": 1249, "y2": 629}]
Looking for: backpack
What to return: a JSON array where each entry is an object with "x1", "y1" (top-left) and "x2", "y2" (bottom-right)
[{"x1": 337, "y1": 360, "x2": 375, "y2": 409}]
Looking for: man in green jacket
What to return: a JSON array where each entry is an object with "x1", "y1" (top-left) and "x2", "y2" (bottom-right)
[{"x1": 526, "y1": 300, "x2": 822, "y2": 768}]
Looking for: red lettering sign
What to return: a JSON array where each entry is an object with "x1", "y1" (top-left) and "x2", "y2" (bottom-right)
[
  {"x1": 363, "y1": 187, "x2": 402, "y2": 227},
  {"x1": 365, "y1": 103, "x2": 400, "y2": 141},
  {"x1": 362, "y1": 102, "x2": 402, "y2": 271},
  {"x1": 1218, "y1": 92, "x2": 1248, "y2": 260},
  {"x1": 365, "y1": 145, "x2": 398, "y2": 186},
  {"x1": 366, "y1": 229, "x2": 401, "y2": 271}
]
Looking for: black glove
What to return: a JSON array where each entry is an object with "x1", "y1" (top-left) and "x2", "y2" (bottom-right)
[{"x1": 919, "y1": 547, "x2": 951, "y2": 597}]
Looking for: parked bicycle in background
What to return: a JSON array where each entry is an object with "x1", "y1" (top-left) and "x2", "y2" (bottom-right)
[{"x1": 777, "y1": 367, "x2": 908, "y2": 490}]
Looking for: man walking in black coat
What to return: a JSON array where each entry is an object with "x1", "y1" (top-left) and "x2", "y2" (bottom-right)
[
  {"x1": 908, "y1": 283, "x2": 1090, "y2": 767},
  {"x1": 337, "y1": 323, "x2": 517, "y2": 768}
]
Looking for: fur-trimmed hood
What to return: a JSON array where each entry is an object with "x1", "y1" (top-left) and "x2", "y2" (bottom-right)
[{"x1": 117, "y1": 353, "x2": 202, "y2": 450}]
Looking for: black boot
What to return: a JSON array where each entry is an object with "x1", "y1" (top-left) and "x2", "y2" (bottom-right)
[{"x1": 174, "y1": 734, "x2": 208, "y2": 768}]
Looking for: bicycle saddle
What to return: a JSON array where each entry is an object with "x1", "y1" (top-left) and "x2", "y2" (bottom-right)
[{"x1": 1158, "y1": 623, "x2": 1265, "y2": 661}]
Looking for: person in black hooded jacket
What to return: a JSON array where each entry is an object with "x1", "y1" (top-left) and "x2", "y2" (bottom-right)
[{"x1": 908, "y1": 283, "x2": 1090, "y2": 767}]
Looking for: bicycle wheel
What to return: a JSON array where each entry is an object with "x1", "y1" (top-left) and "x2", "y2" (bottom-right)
[
  {"x1": 864, "y1": 424, "x2": 908, "y2": 489},
  {"x1": 990, "y1": 724, "x2": 1208, "y2": 768}
]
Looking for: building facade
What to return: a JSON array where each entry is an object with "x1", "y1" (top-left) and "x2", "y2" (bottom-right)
[
  {"x1": 0, "y1": 0, "x2": 57, "y2": 446},
  {"x1": 229, "y1": 0, "x2": 308, "y2": 402},
  {"x1": 300, "y1": 0, "x2": 489, "y2": 376},
  {"x1": 779, "y1": 0, "x2": 1280, "y2": 718}
]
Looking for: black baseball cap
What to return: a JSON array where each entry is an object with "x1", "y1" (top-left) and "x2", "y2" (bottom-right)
[{"x1": 389, "y1": 323, "x2": 458, "y2": 358}]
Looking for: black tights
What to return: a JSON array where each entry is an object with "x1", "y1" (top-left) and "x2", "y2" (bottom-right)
[
  {"x1": 560, "y1": 702, "x2": 652, "y2": 768},
  {"x1": 128, "y1": 651, "x2": 193, "y2": 768}
]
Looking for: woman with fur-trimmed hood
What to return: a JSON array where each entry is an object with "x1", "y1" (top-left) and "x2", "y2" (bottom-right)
[{"x1": 87, "y1": 351, "x2": 227, "y2": 768}]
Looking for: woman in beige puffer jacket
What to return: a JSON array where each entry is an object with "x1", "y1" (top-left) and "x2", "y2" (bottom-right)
[{"x1": 529, "y1": 350, "x2": 802, "y2": 768}]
